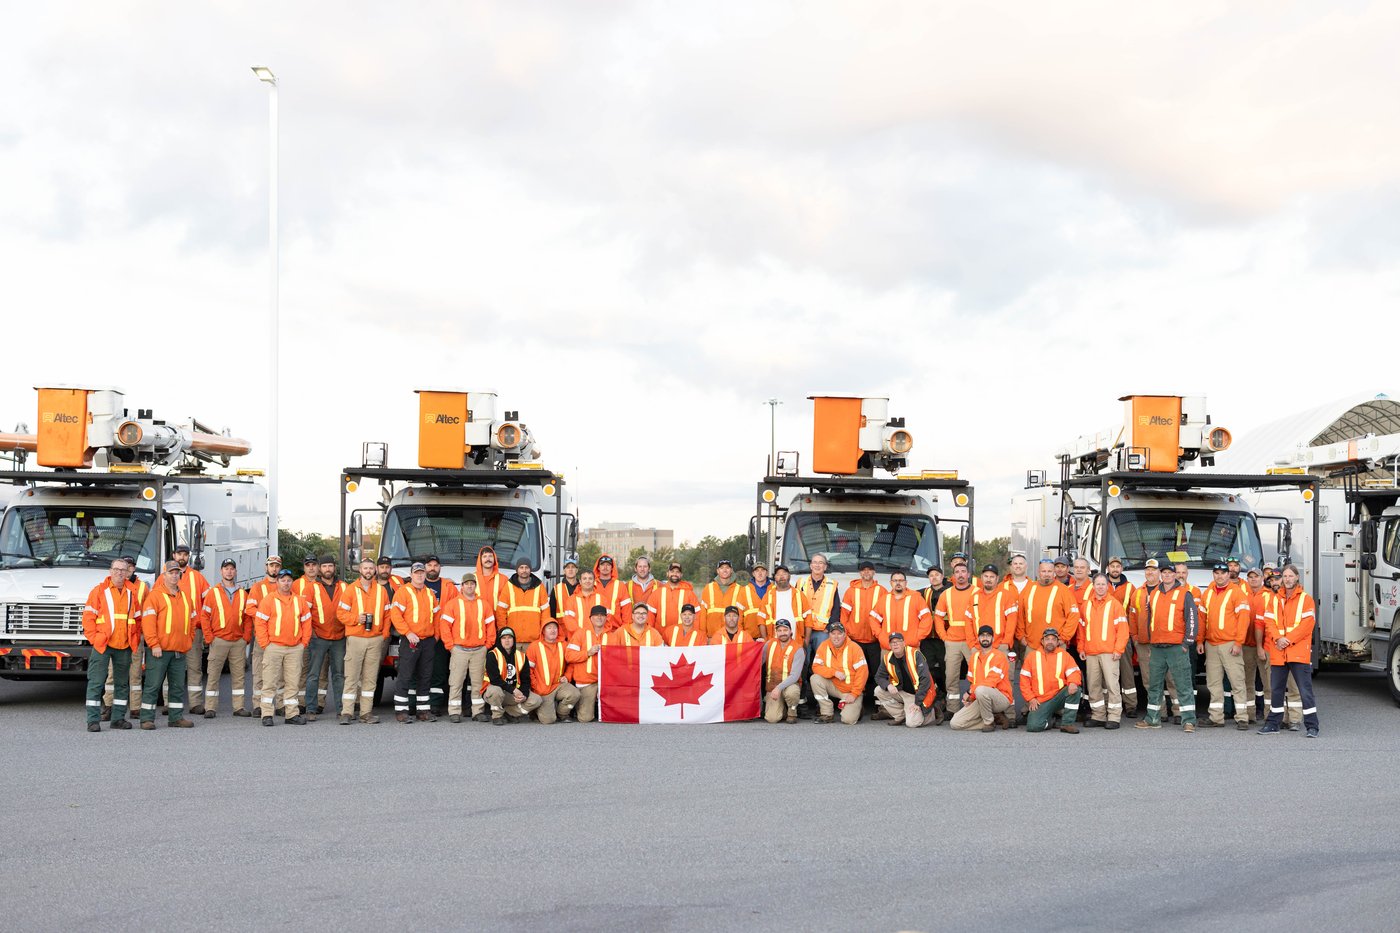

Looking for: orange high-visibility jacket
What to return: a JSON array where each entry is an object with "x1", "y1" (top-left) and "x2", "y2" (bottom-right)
[
  {"x1": 1078, "y1": 593, "x2": 1129, "y2": 655},
  {"x1": 646, "y1": 580, "x2": 700, "y2": 633},
  {"x1": 796, "y1": 575, "x2": 840, "y2": 632},
  {"x1": 337, "y1": 581, "x2": 391, "y2": 639},
  {"x1": 811, "y1": 638, "x2": 868, "y2": 695},
  {"x1": 711, "y1": 628, "x2": 756, "y2": 647},
  {"x1": 628, "y1": 578, "x2": 656, "y2": 617},
  {"x1": 879, "y1": 648, "x2": 937, "y2": 708},
  {"x1": 968, "y1": 587, "x2": 1018, "y2": 651},
  {"x1": 840, "y1": 579, "x2": 887, "y2": 643},
  {"x1": 934, "y1": 584, "x2": 976, "y2": 643},
  {"x1": 83, "y1": 579, "x2": 139, "y2": 653},
  {"x1": 1248, "y1": 588, "x2": 1277, "y2": 642},
  {"x1": 1068, "y1": 578, "x2": 1092, "y2": 614},
  {"x1": 870, "y1": 590, "x2": 932, "y2": 649},
  {"x1": 665, "y1": 624, "x2": 709, "y2": 648},
  {"x1": 560, "y1": 588, "x2": 607, "y2": 639},
  {"x1": 141, "y1": 585, "x2": 196, "y2": 653},
  {"x1": 737, "y1": 582, "x2": 770, "y2": 638},
  {"x1": 437, "y1": 594, "x2": 495, "y2": 650},
  {"x1": 125, "y1": 578, "x2": 150, "y2": 648},
  {"x1": 759, "y1": 585, "x2": 812, "y2": 641},
  {"x1": 526, "y1": 639, "x2": 569, "y2": 695},
  {"x1": 300, "y1": 579, "x2": 346, "y2": 640},
  {"x1": 593, "y1": 571, "x2": 632, "y2": 631},
  {"x1": 202, "y1": 585, "x2": 250, "y2": 643},
  {"x1": 389, "y1": 585, "x2": 438, "y2": 639},
  {"x1": 1127, "y1": 584, "x2": 1156, "y2": 643},
  {"x1": 698, "y1": 580, "x2": 748, "y2": 637},
  {"x1": 1147, "y1": 585, "x2": 1193, "y2": 645},
  {"x1": 1107, "y1": 577, "x2": 1136, "y2": 619},
  {"x1": 763, "y1": 638, "x2": 802, "y2": 692},
  {"x1": 497, "y1": 577, "x2": 551, "y2": 644},
  {"x1": 565, "y1": 625, "x2": 609, "y2": 685},
  {"x1": 1019, "y1": 582, "x2": 1079, "y2": 645},
  {"x1": 1019, "y1": 647, "x2": 1082, "y2": 704},
  {"x1": 968, "y1": 647, "x2": 1014, "y2": 704},
  {"x1": 1266, "y1": 588, "x2": 1316, "y2": 665},
  {"x1": 607, "y1": 624, "x2": 665, "y2": 648},
  {"x1": 177, "y1": 567, "x2": 211, "y2": 635},
  {"x1": 1197, "y1": 584, "x2": 1251, "y2": 646},
  {"x1": 245, "y1": 577, "x2": 278, "y2": 624},
  {"x1": 254, "y1": 592, "x2": 312, "y2": 648}
]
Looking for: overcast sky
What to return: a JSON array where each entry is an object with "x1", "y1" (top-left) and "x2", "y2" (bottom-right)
[{"x1": 2, "y1": 2, "x2": 1397, "y2": 544}]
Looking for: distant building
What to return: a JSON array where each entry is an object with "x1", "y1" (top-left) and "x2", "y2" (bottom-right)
[{"x1": 583, "y1": 522, "x2": 675, "y2": 558}]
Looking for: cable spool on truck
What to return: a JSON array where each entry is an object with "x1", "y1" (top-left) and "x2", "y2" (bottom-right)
[
  {"x1": 0, "y1": 385, "x2": 268, "y2": 679},
  {"x1": 1011, "y1": 393, "x2": 1322, "y2": 654},
  {"x1": 339, "y1": 389, "x2": 577, "y2": 700},
  {"x1": 749, "y1": 396, "x2": 973, "y2": 587}
]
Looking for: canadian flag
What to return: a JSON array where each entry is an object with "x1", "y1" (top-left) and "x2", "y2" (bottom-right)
[{"x1": 598, "y1": 642, "x2": 762, "y2": 724}]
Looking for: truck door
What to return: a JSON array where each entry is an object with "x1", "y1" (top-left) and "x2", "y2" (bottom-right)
[
  {"x1": 1255, "y1": 515, "x2": 1293, "y2": 569},
  {"x1": 169, "y1": 513, "x2": 205, "y2": 570}
]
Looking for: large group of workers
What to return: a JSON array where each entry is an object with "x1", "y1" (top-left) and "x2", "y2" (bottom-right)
[{"x1": 78, "y1": 544, "x2": 1319, "y2": 738}]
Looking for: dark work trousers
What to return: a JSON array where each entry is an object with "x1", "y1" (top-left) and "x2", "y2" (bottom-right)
[
  {"x1": 1265, "y1": 662, "x2": 1319, "y2": 732},
  {"x1": 856, "y1": 639, "x2": 880, "y2": 705},
  {"x1": 395, "y1": 637, "x2": 437, "y2": 714},
  {"x1": 430, "y1": 638, "x2": 451, "y2": 712}
]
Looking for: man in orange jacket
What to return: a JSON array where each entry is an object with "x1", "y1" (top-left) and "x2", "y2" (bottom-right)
[
  {"x1": 873, "y1": 631, "x2": 939, "y2": 728},
  {"x1": 302, "y1": 555, "x2": 347, "y2": 720},
  {"x1": 950, "y1": 626, "x2": 1015, "y2": 731},
  {"x1": 628, "y1": 555, "x2": 658, "y2": 617},
  {"x1": 549, "y1": 558, "x2": 580, "y2": 618},
  {"x1": 664, "y1": 604, "x2": 709, "y2": 647},
  {"x1": 758, "y1": 565, "x2": 809, "y2": 642},
  {"x1": 841, "y1": 560, "x2": 887, "y2": 706},
  {"x1": 870, "y1": 570, "x2": 932, "y2": 651},
  {"x1": 103, "y1": 555, "x2": 148, "y2": 719},
  {"x1": 1197, "y1": 561, "x2": 1253, "y2": 729},
  {"x1": 337, "y1": 558, "x2": 391, "y2": 724},
  {"x1": 1244, "y1": 567, "x2": 1295, "y2": 725},
  {"x1": 810, "y1": 621, "x2": 867, "y2": 724},
  {"x1": 140, "y1": 561, "x2": 198, "y2": 730},
  {"x1": 390, "y1": 562, "x2": 438, "y2": 722},
  {"x1": 566, "y1": 606, "x2": 611, "y2": 722},
  {"x1": 83, "y1": 559, "x2": 139, "y2": 731},
  {"x1": 255, "y1": 568, "x2": 313, "y2": 725},
  {"x1": 522, "y1": 620, "x2": 580, "y2": 724},
  {"x1": 497, "y1": 559, "x2": 551, "y2": 647},
  {"x1": 762, "y1": 619, "x2": 805, "y2": 723},
  {"x1": 698, "y1": 558, "x2": 747, "y2": 637},
  {"x1": 934, "y1": 562, "x2": 976, "y2": 714},
  {"x1": 1103, "y1": 556, "x2": 1139, "y2": 717},
  {"x1": 610, "y1": 604, "x2": 667, "y2": 648},
  {"x1": 171, "y1": 544, "x2": 212, "y2": 714},
  {"x1": 559, "y1": 569, "x2": 606, "y2": 639},
  {"x1": 244, "y1": 555, "x2": 282, "y2": 718},
  {"x1": 1258, "y1": 565, "x2": 1320, "y2": 737},
  {"x1": 1020, "y1": 627, "x2": 1083, "y2": 734},
  {"x1": 438, "y1": 571, "x2": 496, "y2": 723},
  {"x1": 1079, "y1": 573, "x2": 1129, "y2": 729},
  {"x1": 201, "y1": 558, "x2": 251, "y2": 718},
  {"x1": 710, "y1": 606, "x2": 756, "y2": 646},
  {"x1": 647, "y1": 561, "x2": 700, "y2": 634},
  {"x1": 1136, "y1": 562, "x2": 1198, "y2": 732},
  {"x1": 593, "y1": 554, "x2": 632, "y2": 630}
]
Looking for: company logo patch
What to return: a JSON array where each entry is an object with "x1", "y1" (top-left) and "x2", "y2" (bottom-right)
[
  {"x1": 423, "y1": 414, "x2": 461, "y2": 425},
  {"x1": 1137, "y1": 415, "x2": 1175, "y2": 427},
  {"x1": 41, "y1": 412, "x2": 80, "y2": 424}
]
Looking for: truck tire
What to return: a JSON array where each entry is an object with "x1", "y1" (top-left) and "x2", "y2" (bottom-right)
[{"x1": 1388, "y1": 634, "x2": 1400, "y2": 708}]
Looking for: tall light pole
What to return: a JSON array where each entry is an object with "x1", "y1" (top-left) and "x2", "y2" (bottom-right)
[
  {"x1": 764, "y1": 398, "x2": 781, "y2": 474},
  {"x1": 252, "y1": 66, "x2": 279, "y2": 557}
]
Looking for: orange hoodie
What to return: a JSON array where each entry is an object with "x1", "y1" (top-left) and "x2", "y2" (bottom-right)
[
  {"x1": 592, "y1": 555, "x2": 632, "y2": 629},
  {"x1": 968, "y1": 647, "x2": 1014, "y2": 704},
  {"x1": 526, "y1": 638, "x2": 570, "y2": 696},
  {"x1": 141, "y1": 584, "x2": 196, "y2": 653},
  {"x1": 1078, "y1": 593, "x2": 1129, "y2": 655},
  {"x1": 474, "y1": 547, "x2": 508, "y2": 619},
  {"x1": 303, "y1": 578, "x2": 347, "y2": 640}
]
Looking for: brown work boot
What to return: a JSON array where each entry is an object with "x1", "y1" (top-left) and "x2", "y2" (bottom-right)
[
  {"x1": 100, "y1": 706, "x2": 112, "y2": 722},
  {"x1": 449, "y1": 714, "x2": 462, "y2": 723},
  {"x1": 980, "y1": 722, "x2": 995, "y2": 733},
  {"x1": 416, "y1": 711, "x2": 436, "y2": 722},
  {"x1": 396, "y1": 712, "x2": 410, "y2": 723},
  {"x1": 871, "y1": 708, "x2": 891, "y2": 721},
  {"x1": 815, "y1": 714, "x2": 834, "y2": 724},
  {"x1": 339, "y1": 714, "x2": 353, "y2": 725},
  {"x1": 785, "y1": 708, "x2": 797, "y2": 724},
  {"x1": 361, "y1": 714, "x2": 380, "y2": 724},
  {"x1": 140, "y1": 721, "x2": 155, "y2": 730},
  {"x1": 189, "y1": 704, "x2": 205, "y2": 715},
  {"x1": 1183, "y1": 722, "x2": 1196, "y2": 733},
  {"x1": 992, "y1": 712, "x2": 1009, "y2": 729},
  {"x1": 1059, "y1": 723, "x2": 1080, "y2": 734},
  {"x1": 170, "y1": 719, "x2": 194, "y2": 728}
]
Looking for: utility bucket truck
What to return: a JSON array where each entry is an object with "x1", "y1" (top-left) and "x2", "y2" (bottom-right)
[
  {"x1": 1247, "y1": 432, "x2": 1400, "y2": 700},
  {"x1": 339, "y1": 390, "x2": 577, "y2": 691},
  {"x1": 1011, "y1": 395, "x2": 1320, "y2": 604},
  {"x1": 748, "y1": 396, "x2": 973, "y2": 587},
  {"x1": 0, "y1": 386, "x2": 268, "y2": 679}
]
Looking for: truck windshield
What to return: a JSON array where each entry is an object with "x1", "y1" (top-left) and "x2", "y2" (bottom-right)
[
  {"x1": 380, "y1": 505, "x2": 540, "y2": 569},
  {"x1": 1106, "y1": 508, "x2": 1262, "y2": 571},
  {"x1": 782, "y1": 512, "x2": 939, "y2": 575},
  {"x1": 0, "y1": 506, "x2": 160, "y2": 571}
]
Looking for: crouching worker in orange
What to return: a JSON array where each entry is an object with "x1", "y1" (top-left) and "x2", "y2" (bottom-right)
[
  {"x1": 762, "y1": 619, "x2": 805, "y2": 723},
  {"x1": 1021, "y1": 628, "x2": 1083, "y2": 734},
  {"x1": 873, "y1": 631, "x2": 939, "y2": 728},
  {"x1": 950, "y1": 626, "x2": 1015, "y2": 731},
  {"x1": 522, "y1": 620, "x2": 581, "y2": 724},
  {"x1": 566, "y1": 606, "x2": 610, "y2": 722},
  {"x1": 810, "y1": 621, "x2": 867, "y2": 724}
]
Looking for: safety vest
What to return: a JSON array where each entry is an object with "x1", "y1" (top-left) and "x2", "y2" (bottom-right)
[
  {"x1": 712, "y1": 628, "x2": 753, "y2": 646},
  {"x1": 208, "y1": 587, "x2": 248, "y2": 640},
  {"x1": 271, "y1": 595, "x2": 307, "y2": 641},
  {"x1": 666, "y1": 625, "x2": 707, "y2": 648},
  {"x1": 764, "y1": 638, "x2": 799, "y2": 689},
  {"x1": 878, "y1": 592, "x2": 919, "y2": 641},
  {"x1": 971, "y1": 648, "x2": 1004, "y2": 691},
  {"x1": 883, "y1": 650, "x2": 921, "y2": 693},
  {"x1": 397, "y1": 586, "x2": 437, "y2": 632},
  {"x1": 798, "y1": 576, "x2": 838, "y2": 630},
  {"x1": 650, "y1": 582, "x2": 696, "y2": 631},
  {"x1": 820, "y1": 640, "x2": 855, "y2": 682},
  {"x1": 1276, "y1": 589, "x2": 1311, "y2": 641},
  {"x1": 612, "y1": 625, "x2": 662, "y2": 647},
  {"x1": 1148, "y1": 586, "x2": 1188, "y2": 643},
  {"x1": 1199, "y1": 586, "x2": 1243, "y2": 640},
  {"x1": 1030, "y1": 649, "x2": 1068, "y2": 695},
  {"x1": 532, "y1": 641, "x2": 567, "y2": 691},
  {"x1": 157, "y1": 589, "x2": 192, "y2": 639},
  {"x1": 307, "y1": 580, "x2": 344, "y2": 632},
  {"x1": 485, "y1": 646, "x2": 526, "y2": 694},
  {"x1": 94, "y1": 582, "x2": 137, "y2": 649},
  {"x1": 572, "y1": 627, "x2": 606, "y2": 679},
  {"x1": 504, "y1": 583, "x2": 547, "y2": 619},
  {"x1": 1023, "y1": 582, "x2": 1069, "y2": 633}
]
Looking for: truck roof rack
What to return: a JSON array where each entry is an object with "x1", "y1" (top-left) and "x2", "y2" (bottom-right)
[
  {"x1": 760, "y1": 474, "x2": 971, "y2": 494},
  {"x1": 1058, "y1": 471, "x2": 1320, "y2": 493},
  {"x1": 342, "y1": 466, "x2": 562, "y2": 488},
  {"x1": 0, "y1": 470, "x2": 256, "y2": 487}
]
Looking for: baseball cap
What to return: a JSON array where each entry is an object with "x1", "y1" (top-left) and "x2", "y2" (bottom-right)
[
  {"x1": 410, "y1": 562, "x2": 426, "y2": 572},
  {"x1": 724, "y1": 605, "x2": 740, "y2": 617},
  {"x1": 774, "y1": 618, "x2": 792, "y2": 630},
  {"x1": 1052, "y1": 555, "x2": 1069, "y2": 565},
  {"x1": 459, "y1": 572, "x2": 476, "y2": 584},
  {"x1": 376, "y1": 555, "x2": 392, "y2": 566},
  {"x1": 162, "y1": 560, "x2": 181, "y2": 573},
  {"x1": 590, "y1": 606, "x2": 608, "y2": 617},
  {"x1": 1108, "y1": 556, "x2": 1124, "y2": 565},
  {"x1": 980, "y1": 564, "x2": 999, "y2": 576},
  {"x1": 266, "y1": 555, "x2": 282, "y2": 564},
  {"x1": 1212, "y1": 561, "x2": 1229, "y2": 572},
  {"x1": 598, "y1": 556, "x2": 614, "y2": 565},
  {"x1": 302, "y1": 556, "x2": 318, "y2": 565},
  {"x1": 1039, "y1": 557, "x2": 1055, "y2": 566},
  {"x1": 668, "y1": 561, "x2": 683, "y2": 571},
  {"x1": 951, "y1": 551, "x2": 969, "y2": 564},
  {"x1": 716, "y1": 558, "x2": 732, "y2": 569},
  {"x1": 977, "y1": 625, "x2": 994, "y2": 637},
  {"x1": 888, "y1": 631, "x2": 905, "y2": 642},
  {"x1": 1144, "y1": 558, "x2": 1160, "y2": 569},
  {"x1": 773, "y1": 564, "x2": 789, "y2": 574},
  {"x1": 1246, "y1": 567, "x2": 1262, "y2": 577},
  {"x1": 277, "y1": 568, "x2": 294, "y2": 578},
  {"x1": 858, "y1": 560, "x2": 875, "y2": 571},
  {"x1": 424, "y1": 554, "x2": 441, "y2": 564},
  {"x1": 220, "y1": 558, "x2": 236, "y2": 568},
  {"x1": 681, "y1": 603, "x2": 696, "y2": 614},
  {"x1": 173, "y1": 544, "x2": 190, "y2": 554},
  {"x1": 1041, "y1": 626, "x2": 1059, "y2": 639},
  {"x1": 826, "y1": 621, "x2": 845, "y2": 634}
]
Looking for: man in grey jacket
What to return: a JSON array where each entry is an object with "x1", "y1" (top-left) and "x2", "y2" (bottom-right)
[
  {"x1": 873, "y1": 631, "x2": 940, "y2": 727},
  {"x1": 762, "y1": 619, "x2": 806, "y2": 723}
]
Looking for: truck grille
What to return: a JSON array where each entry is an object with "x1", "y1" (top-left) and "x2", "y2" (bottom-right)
[{"x1": 4, "y1": 603, "x2": 85, "y2": 636}]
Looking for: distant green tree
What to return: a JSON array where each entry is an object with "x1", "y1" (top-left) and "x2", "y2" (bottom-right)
[
  {"x1": 942, "y1": 535, "x2": 1012, "y2": 574},
  {"x1": 278, "y1": 528, "x2": 344, "y2": 579},
  {"x1": 577, "y1": 539, "x2": 602, "y2": 573}
]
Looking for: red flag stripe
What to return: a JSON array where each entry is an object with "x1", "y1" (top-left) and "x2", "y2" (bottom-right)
[
  {"x1": 598, "y1": 644, "x2": 641, "y2": 723},
  {"x1": 722, "y1": 642, "x2": 761, "y2": 721}
]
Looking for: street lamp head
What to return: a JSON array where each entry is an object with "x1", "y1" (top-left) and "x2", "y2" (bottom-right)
[{"x1": 251, "y1": 66, "x2": 277, "y2": 85}]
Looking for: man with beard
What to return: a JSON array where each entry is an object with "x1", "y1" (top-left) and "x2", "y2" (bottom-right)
[
  {"x1": 646, "y1": 561, "x2": 700, "y2": 634},
  {"x1": 421, "y1": 555, "x2": 460, "y2": 716},
  {"x1": 498, "y1": 559, "x2": 551, "y2": 649},
  {"x1": 592, "y1": 554, "x2": 631, "y2": 630}
]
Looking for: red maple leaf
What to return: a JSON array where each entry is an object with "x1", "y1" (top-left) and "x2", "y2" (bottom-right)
[{"x1": 650, "y1": 654, "x2": 714, "y2": 719}]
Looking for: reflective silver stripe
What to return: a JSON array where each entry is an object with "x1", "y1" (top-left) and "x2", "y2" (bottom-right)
[
  {"x1": 142, "y1": 703, "x2": 156, "y2": 710},
  {"x1": 1122, "y1": 688, "x2": 1137, "y2": 695},
  {"x1": 232, "y1": 690, "x2": 245, "y2": 696},
  {"x1": 1302, "y1": 706, "x2": 1317, "y2": 714},
  {"x1": 360, "y1": 691, "x2": 374, "y2": 697},
  {"x1": 1287, "y1": 701, "x2": 1303, "y2": 708},
  {"x1": 1146, "y1": 703, "x2": 1161, "y2": 711},
  {"x1": 1178, "y1": 704, "x2": 1195, "y2": 711},
  {"x1": 112, "y1": 699, "x2": 128, "y2": 706},
  {"x1": 86, "y1": 700, "x2": 102, "y2": 706},
  {"x1": 1270, "y1": 706, "x2": 1285, "y2": 713},
  {"x1": 1209, "y1": 703, "x2": 1224, "y2": 709}
]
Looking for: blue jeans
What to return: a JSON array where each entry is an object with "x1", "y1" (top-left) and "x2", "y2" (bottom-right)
[{"x1": 303, "y1": 636, "x2": 345, "y2": 714}]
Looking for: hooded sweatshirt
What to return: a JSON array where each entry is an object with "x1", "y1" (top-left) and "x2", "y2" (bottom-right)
[
  {"x1": 475, "y1": 547, "x2": 507, "y2": 614},
  {"x1": 485, "y1": 628, "x2": 529, "y2": 694},
  {"x1": 498, "y1": 571, "x2": 550, "y2": 644},
  {"x1": 592, "y1": 555, "x2": 631, "y2": 628}
]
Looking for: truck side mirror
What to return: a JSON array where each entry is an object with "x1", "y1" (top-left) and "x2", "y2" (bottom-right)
[
  {"x1": 191, "y1": 518, "x2": 206, "y2": 570},
  {"x1": 1361, "y1": 519, "x2": 1378, "y2": 553},
  {"x1": 1277, "y1": 521, "x2": 1293, "y2": 565},
  {"x1": 1360, "y1": 553, "x2": 1377, "y2": 571}
]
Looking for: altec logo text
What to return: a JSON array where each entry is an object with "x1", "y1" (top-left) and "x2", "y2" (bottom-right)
[
  {"x1": 41, "y1": 412, "x2": 80, "y2": 424},
  {"x1": 1138, "y1": 415, "x2": 1175, "y2": 427},
  {"x1": 424, "y1": 414, "x2": 461, "y2": 425}
]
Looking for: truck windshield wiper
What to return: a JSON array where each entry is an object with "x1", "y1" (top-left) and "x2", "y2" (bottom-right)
[{"x1": 0, "y1": 551, "x2": 52, "y2": 566}]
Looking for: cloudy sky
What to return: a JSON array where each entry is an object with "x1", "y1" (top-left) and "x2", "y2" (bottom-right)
[{"x1": 2, "y1": 2, "x2": 1397, "y2": 544}]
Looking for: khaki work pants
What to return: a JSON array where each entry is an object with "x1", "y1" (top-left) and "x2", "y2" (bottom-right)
[
  {"x1": 184, "y1": 629, "x2": 205, "y2": 709},
  {"x1": 259, "y1": 643, "x2": 305, "y2": 717},
  {"x1": 523, "y1": 682, "x2": 581, "y2": 723},
  {"x1": 342, "y1": 636, "x2": 384, "y2": 720},
  {"x1": 873, "y1": 685, "x2": 930, "y2": 728},
  {"x1": 1243, "y1": 644, "x2": 1285, "y2": 722},
  {"x1": 1204, "y1": 642, "x2": 1250, "y2": 725},
  {"x1": 942, "y1": 640, "x2": 971, "y2": 711},
  {"x1": 446, "y1": 645, "x2": 487, "y2": 716},
  {"x1": 1084, "y1": 653, "x2": 1122, "y2": 723},
  {"x1": 576, "y1": 682, "x2": 600, "y2": 722},
  {"x1": 763, "y1": 684, "x2": 800, "y2": 723},
  {"x1": 251, "y1": 639, "x2": 265, "y2": 704},
  {"x1": 104, "y1": 650, "x2": 144, "y2": 712},
  {"x1": 204, "y1": 637, "x2": 246, "y2": 713},
  {"x1": 811, "y1": 674, "x2": 862, "y2": 724},
  {"x1": 482, "y1": 685, "x2": 526, "y2": 719},
  {"x1": 950, "y1": 686, "x2": 1011, "y2": 730},
  {"x1": 1119, "y1": 646, "x2": 1138, "y2": 715}
]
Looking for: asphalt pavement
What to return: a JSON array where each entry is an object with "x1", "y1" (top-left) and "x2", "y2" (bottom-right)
[{"x1": 2, "y1": 670, "x2": 1397, "y2": 933}]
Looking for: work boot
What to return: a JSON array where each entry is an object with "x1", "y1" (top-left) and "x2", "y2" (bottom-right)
[
  {"x1": 262, "y1": 716, "x2": 275, "y2": 726},
  {"x1": 1124, "y1": 708, "x2": 1138, "y2": 719},
  {"x1": 886, "y1": 718, "x2": 904, "y2": 726},
  {"x1": 1236, "y1": 721, "x2": 1249, "y2": 731},
  {"x1": 111, "y1": 718, "x2": 132, "y2": 730},
  {"x1": 233, "y1": 708, "x2": 252, "y2": 718},
  {"x1": 473, "y1": 711, "x2": 490, "y2": 723},
  {"x1": 814, "y1": 714, "x2": 834, "y2": 724},
  {"x1": 871, "y1": 708, "x2": 890, "y2": 721},
  {"x1": 361, "y1": 714, "x2": 380, "y2": 724},
  {"x1": 507, "y1": 714, "x2": 529, "y2": 724},
  {"x1": 1257, "y1": 723, "x2": 1280, "y2": 734},
  {"x1": 980, "y1": 722, "x2": 995, "y2": 733},
  {"x1": 785, "y1": 708, "x2": 797, "y2": 724},
  {"x1": 416, "y1": 712, "x2": 436, "y2": 723},
  {"x1": 492, "y1": 716, "x2": 505, "y2": 726},
  {"x1": 450, "y1": 714, "x2": 462, "y2": 724},
  {"x1": 170, "y1": 719, "x2": 194, "y2": 728},
  {"x1": 1183, "y1": 722, "x2": 1196, "y2": 734},
  {"x1": 339, "y1": 714, "x2": 353, "y2": 725},
  {"x1": 306, "y1": 713, "x2": 319, "y2": 722},
  {"x1": 205, "y1": 710, "x2": 217, "y2": 719},
  {"x1": 287, "y1": 714, "x2": 307, "y2": 725},
  {"x1": 1285, "y1": 722, "x2": 1300, "y2": 732},
  {"x1": 315, "y1": 705, "x2": 325, "y2": 715},
  {"x1": 1084, "y1": 719, "x2": 1104, "y2": 728},
  {"x1": 129, "y1": 710, "x2": 140, "y2": 720},
  {"x1": 992, "y1": 712, "x2": 1009, "y2": 730},
  {"x1": 87, "y1": 722, "x2": 101, "y2": 733},
  {"x1": 1060, "y1": 724, "x2": 1080, "y2": 734},
  {"x1": 140, "y1": 721, "x2": 156, "y2": 730},
  {"x1": 396, "y1": 712, "x2": 410, "y2": 723},
  {"x1": 1172, "y1": 714, "x2": 1181, "y2": 725},
  {"x1": 1006, "y1": 714, "x2": 1020, "y2": 730},
  {"x1": 1135, "y1": 719, "x2": 1161, "y2": 730},
  {"x1": 1306, "y1": 727, "x2": 1319, "y2": 738},
  {"x1": 189, "y1": 704, "x2": 205, "y2": 715},
  {"x1": 100, "y1": 706, "x2": 112, "y2": 722},
  {"x1": 1104, "y1": 721, "x2": 1121, "y2": 730}
]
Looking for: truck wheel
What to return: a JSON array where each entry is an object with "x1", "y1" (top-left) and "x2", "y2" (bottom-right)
[{"x1": 1388, "y1": 634, "x2": 1400, "y2": 708}]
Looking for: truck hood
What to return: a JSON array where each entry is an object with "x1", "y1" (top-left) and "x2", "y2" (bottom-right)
[{"x1": 0, "y1": 566, "x2": 107, "y2": 605}]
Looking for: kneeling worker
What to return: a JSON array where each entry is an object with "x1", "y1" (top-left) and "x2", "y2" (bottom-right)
[
  {"x1": 810, "y1": 621, "x2": 867, "y2": 724},
  {"x1": 483, "y1": 627, "x2": 530, "y2": 725},
  {"x1": 762, "y1": 619, "x2": 805, "y2": 723},
  {"x1": 873, "y1": 631, "x2": 939, "y2": 727},
  {"x1": 522, "y1": 620, "x2": 581, "y2": 724},
  {"x1": 1020, "y1": 627, "x2": 1083, "y2": 734},
  {"x1": 950, "y1": 625, "x2": 1014, "y2": 731}
]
